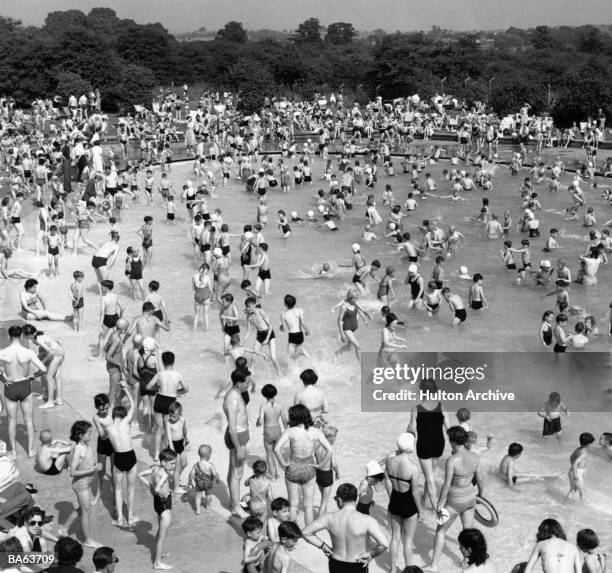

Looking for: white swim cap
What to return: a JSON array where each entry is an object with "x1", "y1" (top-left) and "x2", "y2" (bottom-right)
[
  {"x1": 290, "y1": 210, "x2": 298, "y2": 218},
  {"x1": 408, "y1": 263, "x2": 418, "y2": 273},
  {"x1": 460, "y1": 265, "x2": 468, "y2": 275},
  {"x1": 307, "y1": 210, "x2": 314, "y2": 218},
  {"x1": 318, "y1": 205, "x2": 325, "y2": 213},
  {"x1": 213, "y1": 247, "x2": 222, "y2": 257},
  {"x1": 351, "y1": 243, "x2": 360, "y2": 252},
  {"x1": 389, "y1": 222, "x2": 397, "y2": 230},
  {"x1": 366, "y1": 460, "x2": 384, "y2": 477},
  {"x1": 142, "y1": 337, "x2": 155, "y2": 352},
  {"x1": 541, "y1": 260, "x2": 551, "y2": 268},
  {"x1": 396, "y1": 432, "x2": 415, "y2": 453},
  {"x1": 133, "y1": 334, "x2": 144, "y2": 346}
]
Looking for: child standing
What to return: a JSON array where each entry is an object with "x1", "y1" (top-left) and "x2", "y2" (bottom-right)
[
  {"x1": 138, "y1": 448, "x2": 177, "y2": 570},
  {"x1": 376, "y1": 266, "x2": 396, "y2": 305},
  {"x1": 567, "y1": 432, "x2": 595, "y2": 500},
  {"x1": 499, "y1": 442, "x2": 524, "y2": 487},
  {"x1": 127, "y1": 246, "x2": 146, "y2": 300},
  {"x1": 538, "y1": 392, "x2": 568, "y2": 439},
  {"x1": 257, "y1": 384, "x2": 287, "y2": 480},
  {"x1": 165, "y1": 401, "x2": 188, "y2": 494},
  {"x1": 69, "y1": 270, "x2": 85, "y2": 332},
  {"x1": 188, "y1": 444, "x2": 220, "y2": 514},
  {"x1": 356, "y1": 461, "x2": 385, "y2": 515},
  {"x1": 314, "y1": 425, "x2": 340, "y2": 518},
  {"x1": 166, "y1": 195, "x2": 176, "y2": 225},
  {"x1": 244, "y1": 460, "x2": 273, "y2": 522}
]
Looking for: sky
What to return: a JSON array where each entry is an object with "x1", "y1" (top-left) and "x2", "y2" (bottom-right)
[{"x1": 2, "y1": 0, "x2": 612, "y2": 33}]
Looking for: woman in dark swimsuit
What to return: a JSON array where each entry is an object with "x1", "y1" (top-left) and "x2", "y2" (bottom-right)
[
  {"x1": 385, "y1": 432, "x2": 422, "y2": 572},
  {"x1": 408, "y1": 378, "x2": 449, "y2": 508},
  {"x1": 337, "y1": 289, "x2": 371, "y2": 361},
  {"x1": 135, "y1": 338, "x2": 160, "y2": 434}
]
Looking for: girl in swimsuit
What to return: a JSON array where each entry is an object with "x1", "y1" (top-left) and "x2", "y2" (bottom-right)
[
  {"x1": 212, "y1": 248, "x2": 231, "y2": 303},
  {"x1": 244, "y1": 459, "x2": 273, "y2": 522},
  {"x1": 377, "y1": 313, "x2": 406, "y2": 369},
  {"x1": 135, "y1": 341, "x2": 161, "y2": 434},
  {"x1": 257, "y1": 384, "x2": 287, "y2": 480},
  {"x1": 428, "y1": 426, "x2": 483, "y2": 572},
  {"x1": 337, "y1": 289, "x2": 371, "y2": 361},
  {"x1": 192, "y1": 264, "x2": 213, "y2": 330},
  {"x1": 274, "y1": 404, "x2": 332, "y2": 526},
  {"x1": 385, "y1": 432, "x2": 422, "y2": 572},
  {"x1": 60, "y1": 421, "x2": 102, "y2": 548}
]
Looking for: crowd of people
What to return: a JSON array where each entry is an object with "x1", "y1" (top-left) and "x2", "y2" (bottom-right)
[{"x1": 0, "y1": 82, "x2": 611, "y2": 573}]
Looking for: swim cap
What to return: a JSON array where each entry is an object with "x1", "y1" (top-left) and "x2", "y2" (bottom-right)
[
  {"x1": 366, "y1": 460, "x2": 384, "y2": 477},
  {"x1": 133, "y1": 334, "x2": 144, "y2": 346},
  {"x1": 541, "y1": 260, "x2": 551, "y2": 268},
  {"x1": 290, "y1": 210, "x2": 298, "y2": 218},
  {"x1": 460, "y1": 265, "x2": 468, "y2": 275},
  {"x1": 213, "y1": 247, "x2": 222, "y2": 257},
  {"x1": 351, "y1": 243, "x2": 360, "y2": 252},
  {"x1": 142, "y1": 337, "x2": 155, "y2": 352},
  {"x1": 389, "y1": 222, "x2": 396, "y2": 230},
  {"x1": 408, "y1": 263, "x2": 418, "y2": 273},
  {"x1": 307, "y1": 210, "x2": 314, "y2": 218},
  {"x1": 116, "y1": 318, "x2": 129, "y2": 330},
  {"x1": 318, "y1": 205, "x2": 325, "y2": 213},
  {"x1": 396, "y1": 432, "x2": 415, "y2": 453}
]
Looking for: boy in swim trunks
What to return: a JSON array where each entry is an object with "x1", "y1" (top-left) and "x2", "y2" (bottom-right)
[
  {"x1": 567, "y1": 432, "x2": 594, "y2": 500},
  {"x1": 107, "y1": 381, "x2": 139, "y2": 527},
  {"x1": 165, "y1": 401, "x2": 188, "y2": 493},
  {"x1": 280, "y1": 294, "x2": 311, "y2": 360},
  {"x1": 264, "y1": 521, "x2": 302, "y2": 573},
  {"x1": 244, "y1": 298, "x2": 281, "y2": 376},
  {"x1": 35, "y1": 429, "x2": 72, "y2": 475},
  {"x1": 138, "y1": 448, "x2": 177, "y2": 570},
  {"x1": 442, "y1": 287, "x2": 467, "y2": 326},
  {"x1": 98, "y1": 280, "x2": 123, "y2": 357},
  {"x1": 69, "y1": 271, "x2": 85, "y2": 332},
  {"x1": 188, "y1": 444, "x2": 220, "y2": 513},
  {"x1": 92, "y1": 393, "x2": 114, "y2": 488}
]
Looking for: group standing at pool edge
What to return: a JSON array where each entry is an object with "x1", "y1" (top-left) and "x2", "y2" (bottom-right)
[{"x1": 1, "y1": 86, "x2": 612, "y2": 573}]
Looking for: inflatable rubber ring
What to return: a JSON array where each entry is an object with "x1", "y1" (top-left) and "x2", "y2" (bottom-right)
[{"x1": 475, "y1": 495, "x2": 498, "y2": 527}]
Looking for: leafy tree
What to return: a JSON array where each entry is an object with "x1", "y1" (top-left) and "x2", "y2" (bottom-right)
[
  {"x1": 44, "y1": 10, "x2": 88, "y2": 35},
  {"x1": 230, "y1": 59, "x2": 275, "y2": 114},
  {"x1": 292, "y1": 18, "x2": 321, "y2": 44},
  {"x1": 553, "y1": 69, "x2": 612, "y2": 125},
  {"x1": 216, "y1": 21, "x2": 248, "y2": 43},
  {"x1": 54, "y1": 70, "x2": 92, "y2": 100},
  {"x1": 117, "y1": 64, "x2": 156, "y2": 109},
  {"x1": 325, "y1": 22, "x2": 356, "y2": 44},
  {"x1": 489, "y1": 77, "x2": 547, "y2": 115}
]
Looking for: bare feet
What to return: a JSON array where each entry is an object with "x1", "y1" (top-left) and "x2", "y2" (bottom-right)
[
  {"x1": 39, "y1": 402, "x2": 55, "y2": 409},
  {"x1": 153, "y1": 563, "x2": 172, "y2": 570},
  {"x1": 127, "y1": 516, "x2": 140, "y2": 526},
  {"x1": 111, "y1": 519, "x2": 124, "y2": 527}
]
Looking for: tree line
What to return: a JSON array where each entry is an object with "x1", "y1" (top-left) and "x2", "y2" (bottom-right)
[{"x1": 1, "y1": 9, "x2": 611, "y2": 124}]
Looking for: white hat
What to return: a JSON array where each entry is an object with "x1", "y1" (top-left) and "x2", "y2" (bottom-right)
[
  {"x1": 408, "y1": 263, "x2": 418, "y2": 273},
  {"x1": 142, "y1": 337, "x2": 155, "y2": 352},
  {"x1": 366, "y1": 461, "x2": 384, "y2": 477},
  {"x1": 459, "y1": 265, "x2": 468, "y2": 275},
  {"x1": 351, "y1": 243, "x2": 360, "y2": 252},
  {"x1": 396, "y1": 432, "x2": 416, "y2": 453},
  {"x1": 213, "y1": 247, "x2": 222, "y2": 257},
  {"x1": 541, "y1": 260, "x2": 551, "y2": 268}
]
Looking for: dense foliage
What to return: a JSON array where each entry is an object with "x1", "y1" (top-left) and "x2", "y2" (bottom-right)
[{"x1": 1, "y1": 9, "x2": 611, "y2": 123}]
